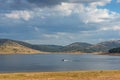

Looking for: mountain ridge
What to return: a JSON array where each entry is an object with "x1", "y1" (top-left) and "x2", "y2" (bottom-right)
[{"x1": 0, "y1": 39, "x2": 120, "y2": 54}]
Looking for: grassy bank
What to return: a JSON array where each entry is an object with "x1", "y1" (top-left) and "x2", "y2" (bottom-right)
[{"x1": 0, "y1": 70, "x2": 120, "y2": 80}]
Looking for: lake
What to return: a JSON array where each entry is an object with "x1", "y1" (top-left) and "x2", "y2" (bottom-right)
[{"x1": 0, "y1": 54, "x2": 120, "y2": 72}]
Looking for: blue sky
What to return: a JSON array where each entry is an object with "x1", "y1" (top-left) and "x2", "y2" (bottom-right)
[{"x1": 0, "y1": 0, "x2": 120, "y2": 45}]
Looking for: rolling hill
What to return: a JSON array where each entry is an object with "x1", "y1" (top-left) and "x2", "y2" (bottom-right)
[
  {"x1": 0, "y1": 39, "x2": 44, "y2": 54},
  {"x1": 0, "y1": 39, "x2": 120, "y2": 54},
  {"x1": 63, "y1": 42, "x2": 93, "y2": 52},
  {"x1": 87, "y1": 40, "x2": 120, "y2": 52}
]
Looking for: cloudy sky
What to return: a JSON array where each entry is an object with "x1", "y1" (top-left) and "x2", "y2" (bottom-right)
[{"x1": 0, "y1": 0, "x2": 120, "y2": 45}]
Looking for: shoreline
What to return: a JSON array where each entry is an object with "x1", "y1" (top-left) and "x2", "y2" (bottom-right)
[
  {"x1": 0, "y1": 52, "x2": 86, "y2": 54},
  {"x1": 93, "y1": 52, "x2": 120, "y2": 56},
  {"x1": 0, "y1": 70, "x2": 120, "y2": 80},
  {"x1": 0, "y1": 52, "x2": 119, "y2": 56}
]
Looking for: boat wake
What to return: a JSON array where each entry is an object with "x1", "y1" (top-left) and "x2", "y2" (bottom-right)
[
  {"x1": 62, "y1": 59, "x2": 81, "y2": 62},
  {"x1": 62, "y1": 59, "x2": 70, "y2": 62}
]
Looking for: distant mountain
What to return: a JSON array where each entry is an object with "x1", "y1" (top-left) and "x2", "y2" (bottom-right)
[
  {"x1": 0, "y1": 39, "x2": 64, "y2": 53},
  {"x1": 50, "y1": 40, "x2": 120, "y2": 53},
  {"x1": 63, "y1": 42, "x2": 93, "y2": 52},
  {"x1": 0, "y1": 39, "x2": 120, "y2": 54},
  {"x1": 31, "y1": 45, "x2": 64, "y2": 52},
  {"x1": 88, "y1": 40, "x2": 120, "y2": 52},
  {"x1": 4, "y1": 39, "x2": 63, "y2": 52},
  {"x1": 0, "y1": 39, "x2": 44, "y2": 54}
]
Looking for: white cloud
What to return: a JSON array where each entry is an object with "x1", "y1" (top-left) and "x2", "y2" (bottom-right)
[
  {"x1": 43, "y1": 34, "x2": 59, "y2": 39},
  {"x1": 43, "y1": 32, "x2": 67, "y2": 39},
  {"x1": 117, "y1": 0, "x2": 120, "y2": 3},
  {"x1": 100, "y1": 26, "x2": 120, "y2": 31},
  {"x1": 35, "y1": 0, "x2": 114, "y2": 23},
  {"x1": 4, "y1": 0, "x2": 114, "y2": 23},
  {"x1": 79, "y1": 7, "x2": 116, "y2": 23},
  {"x1": 32, "y1": 2, "x2": 77, "y2": 17},
  {"x1": 90, "y1": 0, "x2": 111, "y2": 7},
  {"x1": 53, "y1": 2, "x2": 76, "y2": 16},
  {"x1": 59, "y1": 2, "x2": 115, "y2": 23},
  {"x1": 4, "y1": 10, "x2": 32, "y2": 21}
]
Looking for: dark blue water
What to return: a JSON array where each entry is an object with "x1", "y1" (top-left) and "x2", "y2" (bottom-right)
[{"x1": 0, "y1": 54, "x2": 120, "y2": 72}]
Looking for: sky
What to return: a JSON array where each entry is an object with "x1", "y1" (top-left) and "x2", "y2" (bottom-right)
[{"x1": 0, "y1": 0, "x2": 120, "y2": 45}]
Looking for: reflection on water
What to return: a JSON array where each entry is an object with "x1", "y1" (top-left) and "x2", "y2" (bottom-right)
[{"x1": 0, "y1": 54, "x2": 120, "y2": 72}]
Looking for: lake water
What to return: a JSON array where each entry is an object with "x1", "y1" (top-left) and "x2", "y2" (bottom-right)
[{"x1": 0, "y1": 54, "x2": 120, "y2": 72}]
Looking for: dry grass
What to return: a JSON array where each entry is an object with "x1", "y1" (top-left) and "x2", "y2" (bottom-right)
[
  {"x1": 0, "y1": 70, "x2": 120, "y2": 80},
  {"x1": 0, "y1": 45, "x2": 47, "y2": 54}
]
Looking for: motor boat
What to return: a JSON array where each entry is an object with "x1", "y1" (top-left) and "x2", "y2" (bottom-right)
[{"x1": 62, "y1": 59, "x2": 69, "y2": 62}]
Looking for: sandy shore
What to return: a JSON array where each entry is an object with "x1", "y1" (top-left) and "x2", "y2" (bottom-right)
[
  {"x1": 93, "y1": 52, "x2": 120, "y2": 56},
  {"x1": 0, "y1": 70, "x2": 120, "y2": 80}
]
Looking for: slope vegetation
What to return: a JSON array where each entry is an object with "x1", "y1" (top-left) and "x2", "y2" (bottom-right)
[{"x1": 0, "y1": 39, "x2": 44, "y2": 54}]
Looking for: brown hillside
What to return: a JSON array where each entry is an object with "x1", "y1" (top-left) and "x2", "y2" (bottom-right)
[{"x1": 0, "y1": 40, "x2": 45, "y2": 54}]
